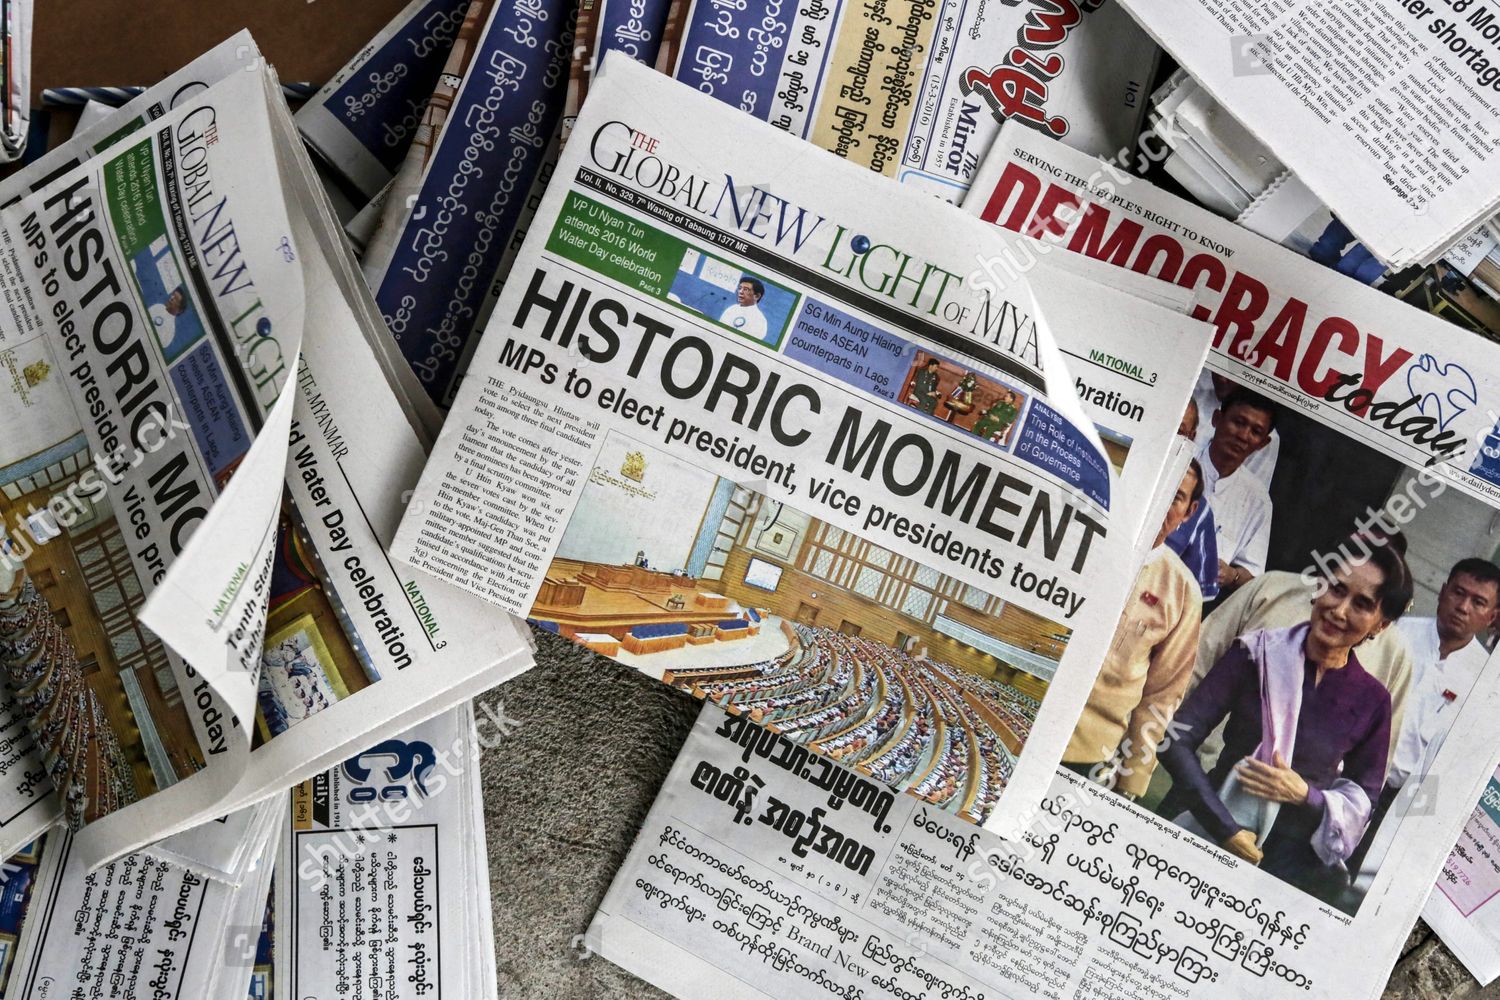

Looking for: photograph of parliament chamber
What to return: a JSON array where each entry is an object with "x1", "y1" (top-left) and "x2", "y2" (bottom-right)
[{"x1": 528, "y1": 432, "x2": 1068, "y2": 824}]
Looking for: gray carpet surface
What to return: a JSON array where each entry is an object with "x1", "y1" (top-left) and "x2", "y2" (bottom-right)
[{"x1": 478, "y1": 631, "x2": 1500, "y2": 999}]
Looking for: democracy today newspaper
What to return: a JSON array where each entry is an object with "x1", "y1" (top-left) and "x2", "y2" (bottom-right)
[
  {"x1": 973, "y1": 117, "x2": 1500, "y2": 1000},
  {"x1": 391, "y1": 52, "x2": 1219, "y2": 839},
  {"x1": 0, "y1": 34, "x2": 534, "y2": 870}
]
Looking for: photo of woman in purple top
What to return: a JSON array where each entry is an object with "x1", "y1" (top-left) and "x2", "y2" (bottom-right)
[{"x1": 1159, "y1": 542, "x2": 1413, "y2": 908}]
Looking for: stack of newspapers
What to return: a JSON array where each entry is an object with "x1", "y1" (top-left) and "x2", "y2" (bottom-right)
[{"x1": 5, "y1": 1, "x2": 1500, "y2": 997}]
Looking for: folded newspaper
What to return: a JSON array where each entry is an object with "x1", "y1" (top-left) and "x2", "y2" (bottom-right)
[
  {"x1": 0, "y1": 33, "x2": 534, "y2": 870},
  {"x1": 274, "y1": 703, "x2": 497, "y2": 1000},
  {"x1": 653, "y1": 0, "x2": 1159, "y2": 200},
  {"x1": 361, "y1": 0, "x2": 575, "y2": 417},
  {"x1": 1113, "y1": 0, "x2": 1500, "y2": 270},
  {"x1": 295, "y1": 0, "x2": 471, "y2": 209},
  {"x1": 0, "y1": 704, "x2": 501, "y2": 999},
  {"x1": 967, "y1": 122, "x2": 1500, "y2": 997},
  {"x1": 9, "y1": 9, "x2": 1498, "y2": 999},
  {"x1": 0, "y1": 801, "x2": 280, "y2": 999}
]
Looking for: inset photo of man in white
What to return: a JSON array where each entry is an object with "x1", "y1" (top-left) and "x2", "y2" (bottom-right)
[
  {"x1": 719, "y1": 276, "x2": 767, "y2": 340},
  {"x1": 150, "y1": 286, "x2": 191, "y2": 355}
]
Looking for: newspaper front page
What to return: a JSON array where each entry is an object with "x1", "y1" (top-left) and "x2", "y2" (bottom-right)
[
  {"x1": 592, "y1": 704, "x2": 1105, "y2": 1000},
  {"x1": 0, "y1": 63, "x2": 309, "y2": 863},
  {"x1": 0, "y1": 32, "x2": 286, "y2": 862},
  {"x1": 1114, "y1": 0, "x2": 1500, "y2": 270},
  {"x1": 877, "y1": 121, "x2": 1500, "y2": 997},
  {"x1": 0, "y1": 40, "x2": 533, "y2": 867},
  {"x1": 591, "y1": 667, "x2": 1493, "y2": 1000},
  {"x1": 274, "y1": 704, "x2": 496, "y2": 1000},
  {"x1": 654, "y1": 0, "x2": 1158, "y2": 201},
  {"x1": 391, "y1": 54, "x2": 1220, "y2": 831}
]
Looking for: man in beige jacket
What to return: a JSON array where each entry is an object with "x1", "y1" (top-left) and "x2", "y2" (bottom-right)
[{"x1": 1064, "y1": 460, "x2": 1204, "y2": 798}]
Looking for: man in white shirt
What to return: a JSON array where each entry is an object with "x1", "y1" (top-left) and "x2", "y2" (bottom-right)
[
  {"x1": 149, "y1": 287, "x2": 190, "y2": 354},
  {"x1": 1192, "y1": 370, "x2": 1281, "y2": 483},
  {"x1": 718, "y1": 277, "x2": 768, "y2": 340},
  {"x1": 1193, "y1": 387, "x2": 1277, "y2": 594},
  {"x1": 1392, "y1": 559, "x2": 1498, "y2": 784},
  {"x1": 1350, "y1": 557, "x2": 1500, "y2": 875}
]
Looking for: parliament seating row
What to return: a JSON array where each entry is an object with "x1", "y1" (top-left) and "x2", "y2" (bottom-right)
[{"x1": 622, "y1": 622, "x2": 689, "y2": 654}]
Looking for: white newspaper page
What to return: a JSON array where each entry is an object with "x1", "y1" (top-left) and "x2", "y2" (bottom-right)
[
  {"x1": 0, "y1": 30, "x2": 274, "y2": 866},
  {"x1": 2, "y1": 806, "x2": 279, "y2": 1000},
  {"x1": 1115, "y1": 0, "x2": 1500, "y2": 269},
  {"x1": 655, "y1": 0, "x2": 1158, "y2": 202},
  {"x1": 933, "y1": 122, "x2": 1500, "y2": 997},
  {"x1": 1, "y1": 33, "x2": 262, "y2": 209},
  {"x1": 591, "y1": 687, "x2": 1488, "y2": 1000},
  {"x1": 0, "y1": 704, "x2": 48, "y2": 862},
  {"x1": 197, "y1": 181, "x2": 535, "y2": 833},
  {"x1": 275, "y1": 705, "x2": 494, "y2": 1000},
  {"x1": 1426, "y1": 759, "x2": 1500, "y2": 985},
  {"x1": 393, "y1": 54, "x2": 1217, "y2": 829}
]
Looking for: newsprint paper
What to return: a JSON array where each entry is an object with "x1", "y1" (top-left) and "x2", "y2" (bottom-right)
[
  {"x1": 1114, "y1": 0, "x2": 1500, "y2": 270},
  {"x1": 274, "y1": 704, "x2": 497, "y2": 1000},
  {"x1": 590, "y1": 668, "x2": 1498, "y2": 1000},
  {"x1": 1425, "y1": 762, "x2": 1500, "y2": 984},
  {"x1": 392, "y1": 52, "x2": 1219, "y2": 835},
  {"x1": 654, "y1": 0, "x2": 1158, "y2": 201},
  {"x1": 714, "y1": 118, "x2": 1500, "y2": 998},
  {"x1": 0, "y1": 35, "x2": 533, "y2": 869},
  {"x1": 2, "y1": 799, "x2": 280, "y2": 999}
]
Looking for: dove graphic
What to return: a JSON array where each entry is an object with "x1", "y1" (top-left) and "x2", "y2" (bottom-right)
[{"x1": 1406, "y1": 354, "x2": 1477, "y2": 432}]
